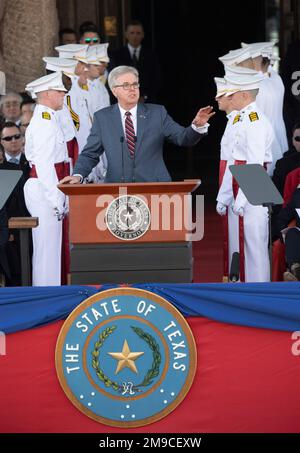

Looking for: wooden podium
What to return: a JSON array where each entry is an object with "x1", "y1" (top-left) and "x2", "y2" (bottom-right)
[{"x1": 59, "y1": 180, "x2": 200, "y2": 284}]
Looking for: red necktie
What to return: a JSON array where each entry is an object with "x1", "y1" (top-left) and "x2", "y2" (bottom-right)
[{"x1": 125, "y1": 111, "x2": 135, "y2": 158}]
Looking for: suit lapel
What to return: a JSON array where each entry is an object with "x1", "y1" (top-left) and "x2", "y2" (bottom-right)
[
  {"x1": 136, "y1": 103, "x2": 147, "y2": 154},
  {"x1": 110, "y1": 104, "x2": 124, "y2": 144}
]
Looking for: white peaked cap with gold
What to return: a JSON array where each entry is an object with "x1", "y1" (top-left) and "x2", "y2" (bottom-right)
[
  {"x1": 224, "y1": 73, "x2": 266, "y2": 96},
  {"x1": 214, "y1": 77, "x2": 227, "y2": 98},
  {"x1": 55, "y1": 43, "x2": 89, "y2": 59},
  {"x1": 95, "y1": 43, "x2": 110, "y2": 63},
  {"x1": 43, "y1": 57, "x2": 77, "y2": 76},
  {"x1": 0, "y1": 71, "x2": 6, "y2": 95},
  {"x1": 25, "y1": 71, "x2": 67, "y2": 96},
  {"x1": 214, "y1": 77, "x2": 242, "y2": 98},
  {"x1": 219, "y1": 47, "x2": 252, "y2": 66},
  {"x1": 79, "y1": 46, "x2": 101, "y2": 65}
]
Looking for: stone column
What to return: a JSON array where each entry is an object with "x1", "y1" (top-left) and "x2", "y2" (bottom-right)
[{"x1": 1, "y1": 0, "x2": 58, "y2": 92}]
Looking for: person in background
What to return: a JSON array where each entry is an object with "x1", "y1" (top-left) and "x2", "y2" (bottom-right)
[
  {"x1": 0, "y1": 92, "x2": 22, "y2": 124},
  {"x1": 79, "y1": 22, "x2": 100, "y2": 45},
  {"x1": 272, "y1": 122, "x2": 300, "y2": 196},
  {"x1": 20, "y1": 98, "x2": 36, "y2": 116},
  {"x1": 59, "y1": 28, "x2": 77, "y2": 45},
  {"x1": 110, "y1": 20, "x2": 161, "y2": 103},
  {"x1": 0, "y1": 122, "x2": 30, "y2": 286}
]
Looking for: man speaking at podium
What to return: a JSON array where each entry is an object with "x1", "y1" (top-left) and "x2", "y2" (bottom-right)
[{"x1": 60, "y1": 65, "x2": 214, "y2": 184}]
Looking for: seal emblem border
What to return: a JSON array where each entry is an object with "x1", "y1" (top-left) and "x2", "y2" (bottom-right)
[
  {"x1": 105, "y1": 195, "x2": 151, "y2": 241},
  {"x1": 55, "y1": 287, "x2": 197, "y2": 428}
]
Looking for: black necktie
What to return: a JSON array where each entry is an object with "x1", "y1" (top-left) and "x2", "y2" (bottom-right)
[{"x1": 132, "y1": 49, "x2": 138, "y2": 68}]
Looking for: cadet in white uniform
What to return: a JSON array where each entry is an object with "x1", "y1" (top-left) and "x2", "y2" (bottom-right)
[
  {"x1": 55, "y1": 44, "x2": 92, "y2": 153},
  {"x1": 43, "y1": 57, "x2": 80, "y2": 170},
  {"x1": 217, "y1": 74, "x2": 273, "y2": 282},
  {"x1": 70, "y1": 44, "x2": 109, "y2": 181},
  {"x1": 214, "y1": 77, "x2": 240, "y2": 279},
  {"x1": 23, "y1": 72, "x2": 69, "y2": 286},
  {"x1": 243, "y1": 42, "x2": 288, "y2": 172}
]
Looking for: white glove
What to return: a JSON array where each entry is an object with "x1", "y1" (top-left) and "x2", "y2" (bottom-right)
[
  {"x1": 232, "y1": 203, "x2": 244, "y2": 217},
  {"x1": 216, "y1": 201, "x2": 227, "y2": 216},
  {"x1": 54, "y1": 207, "x2": 65, "y2": 221}
]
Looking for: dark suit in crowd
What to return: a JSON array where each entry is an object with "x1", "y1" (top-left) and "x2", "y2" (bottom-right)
[
  {"x1": 272, "y1": 152, "x2": 300, "y2": 196},
  {"x1": 0, "y1": 206, "x2": 10, "y2": 283},
  {"x1": 275, "y1": 188, "x2": 300, "y2": 267},
  {"x1": 110, "y1": 46, "x2": 161, "y2": 103},
  {"x1": 0, "y1": 155, "x2": 30, "y2": 285}
]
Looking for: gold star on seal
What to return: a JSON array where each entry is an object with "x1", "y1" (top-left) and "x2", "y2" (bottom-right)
[{"x1": 108, "y1": 339, "x2": 144, "y2": 375}]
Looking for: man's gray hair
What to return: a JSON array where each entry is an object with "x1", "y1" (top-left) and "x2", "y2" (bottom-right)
[
  {"x1": 0, "y1": 91, "x2": 22, "y2": 107},
  {"x1": 108, "y1": 66, "x2": 139, "y2": 90}
]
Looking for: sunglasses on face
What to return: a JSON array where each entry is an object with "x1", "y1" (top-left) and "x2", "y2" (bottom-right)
[
  {"x1": 84, "y1": 37, "x2": 99, "y2": 43},
  {"x1": 1, "y1": 134, "x2": 22, "y2": 142},
  {"x1": 293, "y1": 136, "x2": 300, "y2": 142}
]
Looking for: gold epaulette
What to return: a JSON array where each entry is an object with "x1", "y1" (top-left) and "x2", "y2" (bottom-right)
[
  {"x1": 249, "y1": 112, "x2": 259, "y2": 122},
  {"x1": 42, "y1": 111, "x2": 51, "y2": 120}
]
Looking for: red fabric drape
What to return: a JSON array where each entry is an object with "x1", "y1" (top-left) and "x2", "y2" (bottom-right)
[{"x1": 1, "y1": 318, "x2": 300, "y2": 433}]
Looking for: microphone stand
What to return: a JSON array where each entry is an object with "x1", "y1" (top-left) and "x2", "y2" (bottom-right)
[
  {"x1": 120, "y1": 136, "x2": 125, "y2": 183},
  {"x1": 132, "y1": 136, "x2": 137, "y2": 183}
]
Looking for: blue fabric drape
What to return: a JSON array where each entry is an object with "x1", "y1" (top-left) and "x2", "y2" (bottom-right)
[{"x1": 0, "y1": 282, "x2": 300, "y2": 334}]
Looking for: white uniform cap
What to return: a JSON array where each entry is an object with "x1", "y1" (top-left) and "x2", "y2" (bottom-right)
[
  {"x1": 214, "y1": 77, "x2": 242, "y2": 98},
  {"x1": 219, "y1": 47, "x2": 252, "y2": 66},
  {"x1": 241, "y1": 42, "x2": 275, "y2": 58},
  {"x1": 95, "y1": 43, "x2": 110, "y2": 63},
  {"x1": 55, "y1": 43, "x2": 88, "y2": 59},
  {"x1": 224, "y1": 73, "x2": 266, "y2": 96},
  {"x1": 43, "y1": 57, "x2": 77, "y2": 76},
  {"x1": 25, "y1": 71, "x2": 67, "y2": 95},
  {"x1": 224, "y1": 65, "x2": 260, "y2": 76},
  {"x1": 0, "y1": 71, "x2": 6, "y2": 95},
  {"x1": 81, "y1": 46, "x2": 102, "y2": 65},
  {"x1": 214, "y1": 77, "x2": 226, "y2": 98},
  {"x1": 74, "y1": 46, "x2": 89, "y2": 64}
]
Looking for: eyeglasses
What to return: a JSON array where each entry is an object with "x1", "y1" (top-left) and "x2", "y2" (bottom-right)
[
  {"x1": 84, "y1": 37, "x2": 99, "y2": 43},
  {"x1": 1, "y1": 134, "x2": 22, "y2": 142},
  {"x1": 3, "y1": 101, "x2": 20, "y2": 108},
  {"x1": 114, "y1": 82, "x2": 140, "y2": 90},
  {"x1": 293, "y1": 136, "x2": 300, "y2": 142}
]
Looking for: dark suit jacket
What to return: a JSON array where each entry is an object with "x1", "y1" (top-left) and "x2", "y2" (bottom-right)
[
  {"x1": 272, "y1": 153, "x2": 300, "y2": 196},
  {"x1": 0, "y1": 155, "x2": 30, "y2": 219},
  {"x1": 109, "y1": 45, "x2": 161, "y2": 103},
  {"x1": 273, "y1": 188, "x2": 300, "y2": 241},
  {"x1": 73, "y1": 103, "x2": 205, "y2": 183},
  {"x1": 0, "y1": 206, "x2": 10, "y2": 279},
  {"x1": 0, "y1": 156, "x2": 30, "y2": 285}
]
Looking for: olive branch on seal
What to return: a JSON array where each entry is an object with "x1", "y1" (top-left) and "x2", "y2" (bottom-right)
[{"x1": 91, "y1": 325, "x2": 161, "y2": 393}]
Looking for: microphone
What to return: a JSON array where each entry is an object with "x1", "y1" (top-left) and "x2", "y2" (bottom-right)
[
  {"x1": 120, "y1": 136, "x2": 125, "y2": 183},
  {"x1": 132, "y1": 136, "x2": 137, "y2": 183},
  {"x1": 229, "y1": 252, "x2": 240, "y2": 282}
]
